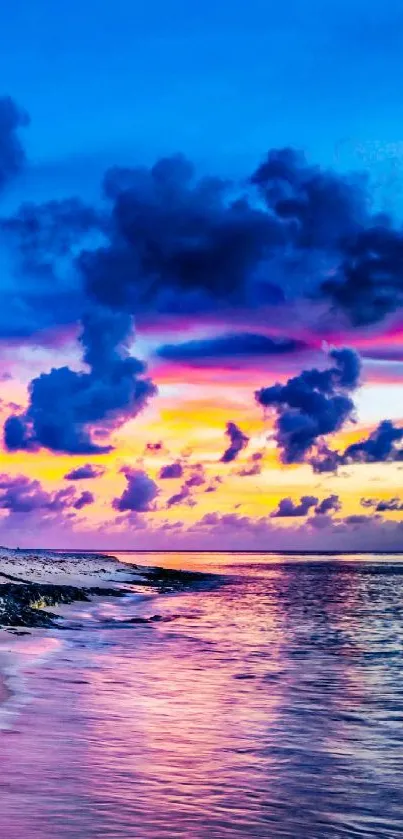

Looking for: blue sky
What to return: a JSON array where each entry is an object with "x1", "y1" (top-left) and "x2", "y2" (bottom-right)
[{"x1": 3, "y1": 0, "x2": 403, "y2": 199}]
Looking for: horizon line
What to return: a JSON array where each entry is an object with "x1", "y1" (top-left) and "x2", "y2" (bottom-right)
[{"x1": 4, "y1": 547, "x2": 403, "y2": 556}]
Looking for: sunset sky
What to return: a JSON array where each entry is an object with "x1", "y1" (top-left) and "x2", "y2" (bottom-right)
[{"x1": 0, "y1": 0, "x2": 402, "y2": 550}]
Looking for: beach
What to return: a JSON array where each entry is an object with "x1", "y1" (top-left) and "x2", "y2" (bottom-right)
[{"x1": 0, "y1": 547, "x2": 215, "y2": 729}]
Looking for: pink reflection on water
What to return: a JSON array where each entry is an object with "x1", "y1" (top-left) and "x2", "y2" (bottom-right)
[{"x1": 0, "y1": 559, "x2": 402, "y2": 837}]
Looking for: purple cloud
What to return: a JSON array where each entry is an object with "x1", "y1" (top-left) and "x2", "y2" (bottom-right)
[
  {"x1": 4, "y1": 307, "x2": 156, "y2": 454},
  {"x1": 2, "y1": 135, "x2": 403, "y2": 354},
  {"x1": 157, "y1": 332, "x2": 307, "y2": 366},
  {"x1": 314, "y1": 494, "x2": 341, "y2": 515},
  {"x1": 271, "y1": 495, "x2": 319, "y2": 517},
  {"x1": 205, "y1": 475, "x2": 223, "y2": 493},
  {"x1": 185, "y1": 464, "x2": 206, "y2": 488},
  {"x1": 167, "y1": 484, "x2": 196, "y2": 508},
  {"x1": 0, "y1": 474, "x2": 89, "y2": 517},
  {"x1": 159, "y1": 462, "x2": 184, "y2": 480},
  {"x1": 113, "y1": 468, "x2": 159, "y2": 513},
  {"x1": 237, "y1": 452, "x2": 263, "y2": 476},
  {"x1": 65, "y1": 464, "x2": 106, "y2": 480},
  {"x1": 221, "y1": 422, "x2": 249, "y2": 463},
  {"x1": 256, "y1": 348, "x2": 361, "y2": 465},
  {"x1": 186, "y1": 511, "x2": 403, "y2": 552},
  {"x1": 73, "y1": 490, "x2": 94, "y2": 510},
  {"x1": 343, "y1": 420, "x2": 403, "y2": 465},
  {"x1": 361, "y1": 496, "x2": 403, "y2": 512},
  {"x1": 312, "y1": 420, "x2": 403, "y2": 473}
]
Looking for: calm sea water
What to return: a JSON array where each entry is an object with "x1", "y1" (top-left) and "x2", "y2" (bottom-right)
[{"x1": 1, "y1": 552, "x2": 403, "y2": 839}]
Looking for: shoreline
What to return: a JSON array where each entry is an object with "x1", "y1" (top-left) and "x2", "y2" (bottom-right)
[
  {"x1": 0, "y1": 549, "x2": 216, "y2": 726},
  {"x1": 0, "y1": 548, "x2": 152, "y2": 632},
  {"x1": 0, "y1": 548, "x2": 215, "y2": 631},
  {"x1": 0, "y1": 549, "x2": 155, "y2": 722}
]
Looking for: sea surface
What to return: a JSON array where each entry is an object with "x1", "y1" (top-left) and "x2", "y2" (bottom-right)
[{"x1": 1, "y1": 551, "x2": 403, "y2": 839}]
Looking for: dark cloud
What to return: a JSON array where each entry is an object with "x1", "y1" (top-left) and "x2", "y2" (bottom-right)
[
  {"x1": 221, "y1": 422, "x2": 249, "y2": 463},
  {"x1": 256, "y1": 348, "x2": 361, "y2": 464},
  {"x1": 309, "y1": 443, "x2": 343, "y2": 474},
  {"x1": 4, "y1": 306, "x2": 156, "y2": 454},
  {"x1": 185, "y1": 464, "x2": 206, "y2": 488},
  {"x1": 85, "y1": 150, "x2": 403, "y2": 327},
  {"x1": 237, "y1": 451, "x2": 263, "y2": 476},
  {"x1": 4, "y1": 416, "x2": 30, "y2": 450},
  {"x1": 321, "y1": 225, "x2": 403, "y2": 326},
  {"x1": 85, "y1": 149, "x2": 372, "y2": 327},
  {"x1": 0, "y1": 198, "x2": 101, "y2": 340},
  {"x1": 156, "y1": 332, "x2": 306, "y2": 365},
  {"x1": 0, "y1": 474, "x2": 86, "y2": 517},
  {"x1": 343, "y1": 420, "x2": 403, "y2": 464},
  {"x1": 2, "y1": 127, "x2": 403, "y2": 366},
  {"x1": 0, "y1": 142, "x2": 366, "y2": 342},
  {"x1": 271, "y1": 495, "x2": 319, "y2": 517},
  {"x1": 2, "y1": 121, "x2": 403, "y2": 353},
  {"x1": 165, "y1": 464, "x2": 207, "y2": 506},
  {"x1": 65, "y1": 464, "x2": 106, "y2": 480},
  {"x1": 361, "y1": 496, "x2": 403, "y2": 512},
  {"x1": 312, "y1": 420, "x2": 403, "y2": 473},
  {"x1": 80, "y1": 155, "x2": 283, "y2": 318},
  {"x1": 167, "y1": 484, "x2": 195, "y2": 508},
  {"x1": 73, "y1": 490, "x2": 94, "y2": 510},
  {"x1": 113, "y1": 467, "x2": 159, "y2": 513},
  {"x1": 251, "y1": 147, "x2": 367, "y2": 251},
  {"x1": 0, "y1": 96, "x2": 29, "y2": 193},
  {"x1": 159, "y1": 462, "x2": 183, "y2": 479},
  {"x1": 314, "y1": 494, "x2": 341, "y2": 515},
  {"x1": 0, "y1": 148, "x2": 272, "y2": 346}
]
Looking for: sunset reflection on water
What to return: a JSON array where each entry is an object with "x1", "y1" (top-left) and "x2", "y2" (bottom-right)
[{"x1": 1, "y1": 555, "x2": 403, "y2": 838}]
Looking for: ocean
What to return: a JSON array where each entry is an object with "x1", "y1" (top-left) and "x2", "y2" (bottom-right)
[{"x1": 1, "y1": 552, "x2": 403, "y2": 838}]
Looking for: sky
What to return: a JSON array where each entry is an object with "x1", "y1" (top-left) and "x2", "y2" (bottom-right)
[{"x1": 0, "y1": 0, "x2": 402, "y2": 550}]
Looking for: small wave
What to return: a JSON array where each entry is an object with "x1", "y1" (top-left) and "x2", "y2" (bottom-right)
[{"x1": 0, "y1": 632, "x2": 65, "y2": 730}]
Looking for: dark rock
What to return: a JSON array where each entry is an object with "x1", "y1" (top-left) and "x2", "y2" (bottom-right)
[
  {"x1": 0, "y1": 581, "x2": 124, "y2": 629},
  {"x1": 140, "y1": 566, "x2": 218, "y2": 591}
]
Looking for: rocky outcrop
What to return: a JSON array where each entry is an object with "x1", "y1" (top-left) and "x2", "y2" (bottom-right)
[{"x1": 0, "y1": 581, "x2": 124, "y2": 628}]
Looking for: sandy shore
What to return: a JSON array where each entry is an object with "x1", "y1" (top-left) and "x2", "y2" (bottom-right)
[
  {"x1": 0, "y1": 548, "x2": 149, "y2": 588},
  {"x1": 0, "y1": 548, "x2": 215, "y2": 738},
  {"x1": 0, "y1": 548, "x2": 212, "y2": 631},
  {"x1": 0, "y1": 548, "x2": 150, "y2": 631},
  {"x1": 0, "y1": 550, "x2": 148, "y2": 716}
]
